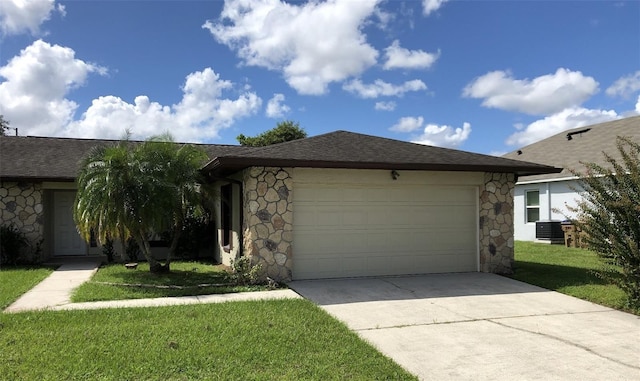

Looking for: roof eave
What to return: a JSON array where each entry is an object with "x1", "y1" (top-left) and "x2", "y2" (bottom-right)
[
  {"x1": 0, "y1": 176, "x2": 76, "y2": 183},
  {"x1": 202, "y1": 156, "x2": 563, "y2": 178}
]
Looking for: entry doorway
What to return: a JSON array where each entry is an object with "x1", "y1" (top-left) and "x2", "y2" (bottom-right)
[{"x1": 53, "y1": 191, "x2": 87, "y2": 256}]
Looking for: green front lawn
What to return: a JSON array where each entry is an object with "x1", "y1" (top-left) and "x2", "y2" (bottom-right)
[
  {"x1": 511, "y1": 241, "x2": 636, "y2": 314},
  {"x1": 72, "y1": 261, "x2": 270, "y2": 302},
  {"x1": 0, "y1": 266, "x2": 54, "y2": 309},
  {"x1": 0, "y1": 299, "x2": 416, "y2": 381}
]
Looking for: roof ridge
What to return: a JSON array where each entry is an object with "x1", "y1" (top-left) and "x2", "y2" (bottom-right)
[
  {"x1": 510, "y1": 115, "x2": 640, "y2": 153},
  {"x1": 232, "y1": 130, "x2": 341, "y2": 154},
  {"x1": 0, "y1": 134, "x2": 247, "y2": 149}
]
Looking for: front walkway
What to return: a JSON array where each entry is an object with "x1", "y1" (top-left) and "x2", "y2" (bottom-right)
[
  {"x1": 4, "y1": 260, "x2": 300, "y2": 313},
  {"x1": 5, "y1": 260, "x2": 102, "y2": 312}
]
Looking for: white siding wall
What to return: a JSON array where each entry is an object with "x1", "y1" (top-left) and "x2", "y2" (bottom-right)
[{"x1": 513, "y1": 179, "x2": 581, "y2": 241}]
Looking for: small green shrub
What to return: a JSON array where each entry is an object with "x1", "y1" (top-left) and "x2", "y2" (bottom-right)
[
  {"x1": 0, "y1": 224, "x2": 28, "y2": 265},
  {"x1": 229, "y1": 256, "x2": 263, "y2": 286},
  {"x1": 125, "y1": 238, "x2": 140, "y2": 262},
  {"x1": 31, "y1": 238, "x2": 44, "y2": 263},
  {"x1": 102, "y1": 237, "x2": 115, "y2": 263}
]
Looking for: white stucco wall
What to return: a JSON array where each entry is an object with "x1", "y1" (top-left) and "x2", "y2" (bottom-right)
[{"x1": 513, "y1": 179, "x2": 582, "y2": 241}]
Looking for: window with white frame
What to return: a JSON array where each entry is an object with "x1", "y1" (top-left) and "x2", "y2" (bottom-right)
[{"x1": 525, "y1": 190, "x2": 540, "y2": 223}]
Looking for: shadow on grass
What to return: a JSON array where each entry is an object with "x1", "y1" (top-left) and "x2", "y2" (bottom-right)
[
  {"x1": 101, "y1": 268, "x2": 231, "y2": 287},
  {"x1": 91, "y1": 260, "x2": 233, "y2": 288},
  {"x1": 511, "y1": 260, "x2": 613, "y2": 290}
]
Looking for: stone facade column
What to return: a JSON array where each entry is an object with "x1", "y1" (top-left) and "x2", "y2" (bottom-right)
[
  {"x1": 0, "y1": 181, "x2": 45, "y2": 262},
  {"x1": 479, "y1": 172, "x2": 515, "y2": 274},
  {"x1": 242, "y1": 167, "x2": 293, "y2": 282}
]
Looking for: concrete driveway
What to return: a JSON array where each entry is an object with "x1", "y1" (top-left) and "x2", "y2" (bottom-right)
[{"x1": 289, "y1": 273, "x2": 640, "y2": 381}]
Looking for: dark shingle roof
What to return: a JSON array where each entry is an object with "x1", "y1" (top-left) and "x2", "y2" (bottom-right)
[
  {"x1": 204, "y1": 130, "x2": 560, "y2": 177},
  {"x1": 1, "y1": 131, "x2": 560, "y2": 182},
  {"x1": 503, "y1": 116, "x2": 640, "y2": 182},
  {"x1": 0, "y1": 136, "x2": 246, "y2": 181}
]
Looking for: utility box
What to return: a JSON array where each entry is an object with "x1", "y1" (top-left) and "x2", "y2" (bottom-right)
[{"x1": 535, "y1": 221, "x2": 564, "y2": 244}]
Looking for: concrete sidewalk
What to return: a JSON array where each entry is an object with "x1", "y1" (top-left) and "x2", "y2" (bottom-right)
[{"x1": 4, "y1": 261, "x2": 300, "y2": 313}]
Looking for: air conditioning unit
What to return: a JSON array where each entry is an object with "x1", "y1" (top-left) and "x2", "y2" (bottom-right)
[{"x1": 535, "y1": 221, "x2": 564, "y2": 244}]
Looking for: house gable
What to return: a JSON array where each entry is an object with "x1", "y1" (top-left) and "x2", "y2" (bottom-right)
[{"x1": 503, "y1": 115, "x2": 640, "y2": 183}]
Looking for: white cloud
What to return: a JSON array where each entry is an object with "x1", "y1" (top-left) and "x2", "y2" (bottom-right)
[
  {"x1": 383, "y1": 40, "x2": 439, "y2": 70},
  {"x1": 265, "y1": 93, "x2": 290, "y2": 118},
  {"x1": 203, "y1": 0, "x2": 381, "y2": 95},
  {"x1": 506, "y1": 107, "x2": 619, "y2": 147},
  {"x1": 606, "y1": 71, "x2": 640, "y2": 98},
  {"x1": 375, "y1": 101, "x2": 396, "y2": 111},
  {"x1": 372, "y1": 7, "x2": 393, "y2": 30},
  {"x1": 67, "y1": 68, "x2": 262, "y2": 142},
  {"x1": 0, "y1": 40, "x2": 261, "y2": 141},
  {"x1": 0, "y1": 40, "x2": 106, "y2": 136},
  {"x1": 390, "y1": 116, "x2": 423, "y2": 132},
  {"x1": 0, "y1": 0, "x2": 62, "y2": 36},
  {"x1": 463, "y1": 68, "x2": 599, "y2": 115},
  {"x1": 56, "y1": 3, "x2": 65, "y2": 17},
  {"x1": 636, "y1": 95, "x2": 640, "y2": 114},
  {"x1": 422, "y1": 0, "x2": 449, "y2": 16},
  {"x1": 412, "y1": 122, "x2": 471, "y2": 148},
  {"x1": 343, "y1": 78, "x2": 426, "y2": 98}
]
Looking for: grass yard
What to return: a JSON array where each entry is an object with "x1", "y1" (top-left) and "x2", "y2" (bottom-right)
[
  {"x1": 72, "y1": 260, "x2": 271, "y2": 302},
  {"x1": 511, "y1": 241, "x2": 637, "y2": 314},
  {"x1": 0, "y1": 266, "x2": 54, "y2": 309},
  {"x1": 0, "y1": 299, "x2": 416, "y2": 381}
]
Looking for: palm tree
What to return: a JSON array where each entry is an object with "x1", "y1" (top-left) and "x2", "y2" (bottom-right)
[
  {"x1": 74, "y1": 141, "x2": 133, "y2": 261},
  {"x1": 74, "y1": 134, "x2": 211, "y2": 273},
  {"x1": 135, "y1": 135, "x2": 211, "y2": 270}
]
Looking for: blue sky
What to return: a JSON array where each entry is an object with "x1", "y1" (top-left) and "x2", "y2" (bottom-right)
[{"x1": 0, "y1": 0, "x2": 638, "y2": 155}]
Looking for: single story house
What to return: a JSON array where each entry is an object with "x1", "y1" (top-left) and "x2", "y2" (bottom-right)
[
  {"x1": 1, "y1": 131, "x2": 559, "y2": 281},
  {"x1": 503, "y1": 115, "x2": 640, "y2": 242}
]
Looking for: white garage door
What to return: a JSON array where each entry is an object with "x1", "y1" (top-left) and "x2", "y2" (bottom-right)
[{"x1": 293, "y1": 183, "x2": 478, "y2": 280}]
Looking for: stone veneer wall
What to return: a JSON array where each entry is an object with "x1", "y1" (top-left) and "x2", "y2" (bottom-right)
[
  {"x1": 0, "y1": 181, "x2": 45, "y2": 261},
  {"x1": 479, "y1": 172, "x2": 515, "y2": 274},
  {"x1": 243, "y1": 167, "x2": 294, "y2": 282}
]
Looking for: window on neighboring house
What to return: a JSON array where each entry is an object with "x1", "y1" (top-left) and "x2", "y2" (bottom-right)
[
  {"x1": 221, "y1": 184, "x2": 233, "y2": 252},
  {"x1": 525, "y1": 190, "x2": 540, "y2": 223}
]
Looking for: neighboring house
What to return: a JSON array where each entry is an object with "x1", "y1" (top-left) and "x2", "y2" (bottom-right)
[
  {"x1": 503, "y1": 116, "x2": 640, "y2": 242},
  {"x1": 1, "y1": 131, "x2": 558, "y2": 281}
]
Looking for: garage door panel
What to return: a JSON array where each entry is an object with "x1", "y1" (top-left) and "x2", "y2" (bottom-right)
[
  {"x1": 426, "y1": 187, "x2": 476, "y2": 203},
  {"x1": 297, "y1": 227, "x2": 476, "y2": 252},
  {"x1": 293, "y1": 183, "x2": 478, "y2": 279},
  {"x1": 294, "y1": 187, "x2": 317, "y2": 201},
  {"x1": 298, "y1": 207, "x2": 475, "y2": 229},
  {"x1": 342, "y1": 188, "x2": 366, "y2": 201},
  {"x1": 343, "y1": 211, "x2": 367, "y2": 225},
  {"x1": 366, "y1": 188, "x2": 388, "y2": 202}
]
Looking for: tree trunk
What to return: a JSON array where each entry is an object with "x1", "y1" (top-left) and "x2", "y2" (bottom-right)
[
  {"x1": 166, "y1": 221, "x2": 183, "y2": 269},
  {"x1": 135, "y1": 234, "x2": 165, "y2": 273},
  {"x1": 118, "y1": 227, "x2": 127, "y2": 263}
]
